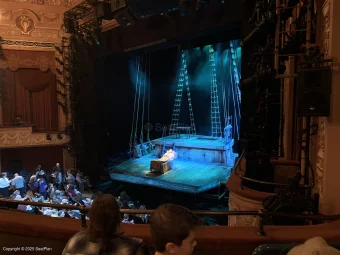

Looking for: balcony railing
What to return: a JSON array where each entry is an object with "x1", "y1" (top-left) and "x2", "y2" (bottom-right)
[
  {"x1": 232, "y1": 150, "x2": 312, "y2": 189},
  {"x1": 1, "y1": 198, "x2": 340, "y2": 236}
]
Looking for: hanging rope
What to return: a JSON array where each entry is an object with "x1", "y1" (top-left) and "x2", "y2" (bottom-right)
[
  {"x1": 140, "y1": 54, "x2": 147, "y2": 144},
  {"x1": 147, "y1": 53, "x2": 151, "y2": 142},
  {"x1": 228, "y1": 50, "x2": 240, "y2": 140},
  {"x1": 134, "y1": 56, "x2": 142, "y2": 145},
  {"x1": 221, "y1": 48, "x2": 227, "y2": 128},
  {"x1": 129, "y1": 56, "x2": 140, "y2": 153}
]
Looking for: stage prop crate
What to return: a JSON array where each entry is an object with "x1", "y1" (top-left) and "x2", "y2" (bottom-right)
[{"x1": 150, "y1": 159, "x2": 174, "y2": 174}]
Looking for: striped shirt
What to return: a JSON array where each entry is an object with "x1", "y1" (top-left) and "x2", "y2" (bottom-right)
[{"x1": 62, "y1": 231, "x2": 149, "y2": 255}]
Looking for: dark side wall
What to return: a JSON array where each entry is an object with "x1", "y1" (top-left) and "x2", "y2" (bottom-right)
[{"x1": 1, "y1": 146, "x2": 63, "y2": 174}]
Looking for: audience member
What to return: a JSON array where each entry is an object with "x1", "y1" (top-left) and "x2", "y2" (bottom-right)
[
  {"x1": 287, "y1": 237, "x2": 340, "y2": 255},
  {"x1": 66, "y1": 170, "x2": 75, "y2": 184},
  {"x1": 150, "y1": 203, "x2": 202, "y2": 255},
  {"x1": 35, "y1": 165, "x2": 41, "y2": 176},
  {"x1": 10, "y1": 173, "x2": 26, "y2": 197},
  {"x1": 62, "y1": 194, "x2": 149, "y2": 255},
  {"x1": 0, "y1": 172, "x2": 10, "y2": 198},
  {"x1": 53, "y1": 163, "x2": 61, "y2": 172},
  {"x1": 34, "y1": 176, "x2": 48, "y2": 199}
]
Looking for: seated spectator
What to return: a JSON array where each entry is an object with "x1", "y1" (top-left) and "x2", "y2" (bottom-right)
[
  {"x1": 34, "y1": 176, "x2": 48, "y2": 199},
  {"x1": 0, "y1": 172, "x2": 10, "y2": 198},
  {"x1": 62, "y1": 194, "x2": 149, "y2": 255},
  {"x1": 28, "y1": 174, "x2": 36, "y2": 191},
  {"x1": 150, "y1": 204, "x2": 202, "y2": 255},
  {"x1": 287, "y1": 237, "x2": 340, "y2": 255},
  {"x1": 66, "y1": 170, "x2": 75, "y2": 184},
  {"x1": 76, "y1": 172, "x2": 85, "y2": 193},
  {"x1": 10, "y1": 173, "x2": 26, "y2": 197}
]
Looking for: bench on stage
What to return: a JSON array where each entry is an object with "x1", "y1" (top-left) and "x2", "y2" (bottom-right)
[{"x1": 176, "y1": 126, "x2": 191, "y2": 138}]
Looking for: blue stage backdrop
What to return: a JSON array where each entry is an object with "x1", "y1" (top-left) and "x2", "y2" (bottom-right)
[{"x1": 96, "y1": 40, "x2": 241, "y2": 157}]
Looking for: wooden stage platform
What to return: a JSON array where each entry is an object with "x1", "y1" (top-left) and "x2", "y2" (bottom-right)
[
  {"x1": 109, "y1": 154, "x2": 231, "y2": 194},
  {"x1": 153, "y1": 135, "x2": 225, "y2": 150}
]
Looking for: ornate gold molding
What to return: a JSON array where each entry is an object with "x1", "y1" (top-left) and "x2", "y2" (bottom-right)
[
  {"x1": 0, "y1": 0, "x2": 84, "y2": 8},
  {"x1": 315, "y1": 0, "x2": 331, "y2": 199},
  {"x1": 0, "y1": 39, "x2": 56, "y2": 49},
  {"x1": 0, "y1": 126, "x2": 70, "y2": 148}
]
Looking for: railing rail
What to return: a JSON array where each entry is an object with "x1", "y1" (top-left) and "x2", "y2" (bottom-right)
[
  {"x1": 1, "y1": 198, "x2": 340, "y2": 236},
  {"x1": 232, "y1": 150, "x2": 311, "y2": 189}
]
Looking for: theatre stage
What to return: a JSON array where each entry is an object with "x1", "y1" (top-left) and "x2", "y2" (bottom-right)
[{"x1": 109, "y1": 154, "x2": 231, "y2": 194}]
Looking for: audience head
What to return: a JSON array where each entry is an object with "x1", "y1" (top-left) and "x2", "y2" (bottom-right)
[
  {"x1": 87, "y1": 194, "x2": 121, "y2": 249},
  {"x1": 0, "y1": 172, "x2": 6, "y2": 178},
  {"x1": 56, "y1": 163, "x2": 60, "y2": 167},
  {"x1": 288, "y1": 237, "x2": 340, "y2": 255},
  {"x1": 14, "y1": 173, "x2": 18, "y2": 177},
  {"x1": 150, "y1": 203, "x2": 202, "y2": 255}
]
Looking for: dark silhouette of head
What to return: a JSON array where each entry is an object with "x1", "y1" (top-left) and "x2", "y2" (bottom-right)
[{"x1": 87, "y1": 194, "x2": 121, "y2": 250}]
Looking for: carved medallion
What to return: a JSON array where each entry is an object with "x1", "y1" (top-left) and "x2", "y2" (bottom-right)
[
  {"x1": 38, "y1": 56, "x2": 50, "y2": 72},
  {"x1": 16, "y1": 15, "x2": 35, "y2": 35}
]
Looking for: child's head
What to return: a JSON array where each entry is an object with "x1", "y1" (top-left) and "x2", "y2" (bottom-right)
[{"x1": 150, "y1": 204, "x2": 202, "y2": 255}]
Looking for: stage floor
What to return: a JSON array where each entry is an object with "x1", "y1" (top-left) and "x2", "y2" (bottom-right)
[{"x1": 109, "y1": 154, "x2": 231, "y2": 194}]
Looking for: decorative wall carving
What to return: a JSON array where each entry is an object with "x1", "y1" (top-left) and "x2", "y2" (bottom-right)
[
  {"x1": 321, "y1": 0, "x2": 331, "y2": 58},
  {"x1": 315, "y1": 0, "x2": 331, "y2": 199},
  {"x1": 0, "y1": 39, "x2": 56, "y2": 48},
  {"x1": 0, "y1": 6, "x2": 65, "y2": 44},
  {"x1": 1, "y1": 50, "x2": 56, "y2": 73},
  {"x1": 0, "y1": 0, "x2": 83, "y2": 7},
  {"x1": 228, "y1": 192, "x2": 261, "y2": 226},
  {"x1": 0, "y1": 126, "x2": 70, "y2": 148},
  {"x1": 35, "y1": 12, "x2": 61, "y2": 22},
  {"x1": 0, "y1": 9, "x2": 12, "y2": 21},
  {"x1": 15, "y1": 15, "x2": 35, "y2": 35}
]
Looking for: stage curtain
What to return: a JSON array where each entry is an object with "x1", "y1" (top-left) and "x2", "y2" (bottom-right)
[
  {"x1": 16, "y1": 69, "x2": 53, "y2": 91},
  {"x1": 2, "y1": 68, "x2": 58, "y2": 131},
  {"x1": 2, "y1": 69, "x2": 16, "y2": 124}
]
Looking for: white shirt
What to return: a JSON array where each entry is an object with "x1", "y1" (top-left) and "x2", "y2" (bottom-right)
[
  {"x1": 11, "y1": 176, "x2": 25, "y2": 189},
  {"x1": 0, "y1": 177, "x2": 10, "y2": 188}
]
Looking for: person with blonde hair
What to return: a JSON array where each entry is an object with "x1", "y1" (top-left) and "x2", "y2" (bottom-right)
[
  {"x1": 62, "y1": 194, "x2": 149, "y2": 255},
  {"x1": 288, "y1": 237, "x2": 340, "y2": 255}
]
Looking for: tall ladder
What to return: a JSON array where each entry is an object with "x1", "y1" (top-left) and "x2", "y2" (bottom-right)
[
  {"x1": 209, "y1": 45, "x2": 222, "y2": 138},
  {"x1": 169, "y1": 50, "x2": 196, "y2": 135}
]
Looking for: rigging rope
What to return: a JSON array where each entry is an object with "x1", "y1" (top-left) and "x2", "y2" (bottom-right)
[
  {"x1": 228, "y1": 50, "x2": 240, "y2": 140},
  {"x1": 129, "y1": 56, "x2": 140, "y2": 152},
  {"x1": 221, "y1": 48, "x2": 227, "y2": 128},
  {"x1": 147, "y1": 52, "x2": 151, "y2": 142},
  {"x1": 140, "y1": 54, "x2": 147, "y2": 144},
  {"x1": 134, "y1": 56, "x2": 142, "y2": 145}
]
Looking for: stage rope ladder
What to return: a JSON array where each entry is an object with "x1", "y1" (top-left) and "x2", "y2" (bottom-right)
[
  {"x1": 169, "y1": 50, "x2": 196, "y2": 136},
  {"x1": 209, "y1": 45, "x2": 222, "y2": 138}
]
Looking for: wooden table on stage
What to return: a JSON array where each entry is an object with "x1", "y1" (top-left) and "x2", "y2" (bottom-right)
[{"x1": 175, "y1": 127, "x2": 191, "y2": 138}]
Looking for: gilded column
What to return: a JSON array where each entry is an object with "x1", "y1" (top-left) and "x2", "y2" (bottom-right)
[{"x1": 315, "y1": 0, "x2": 330, "y2": 200}]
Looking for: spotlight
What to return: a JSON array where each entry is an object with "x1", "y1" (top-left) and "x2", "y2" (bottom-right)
[{"x1": 46, "y1": 134, "x2": 52, "y2": 141}]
